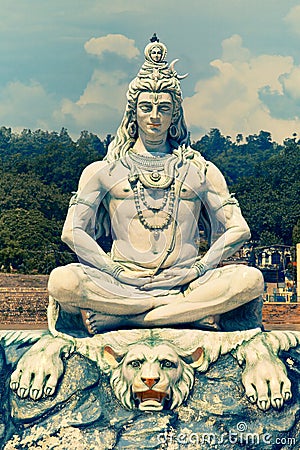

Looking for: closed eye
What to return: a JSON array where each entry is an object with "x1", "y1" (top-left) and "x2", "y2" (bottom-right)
[
  {"x1": 159, "y1": 105, "x2": 172, "y2": 112},
  {"x1": 139, "y1": 105, "x2": 152, "y2": 112}
]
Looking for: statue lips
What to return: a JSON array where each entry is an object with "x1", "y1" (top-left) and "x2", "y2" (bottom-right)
[{"x1": 148, "y1": 123, "x2": 161, "y2": 128}]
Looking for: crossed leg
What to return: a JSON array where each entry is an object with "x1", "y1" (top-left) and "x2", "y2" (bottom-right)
[
  {"x1": 48, "y1": 263, "x2": 264, "y2": 333},
  {"x1": 145, "y1": 265, "x2": 264, "y2": 325}
]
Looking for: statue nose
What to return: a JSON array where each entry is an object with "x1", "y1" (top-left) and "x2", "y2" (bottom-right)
[
  {"x1": 150, "y1": 104, "x2": 159, "y2": 120},
  {"x1": 141, "y1": 377, "x2": 159, "y2": 388}
]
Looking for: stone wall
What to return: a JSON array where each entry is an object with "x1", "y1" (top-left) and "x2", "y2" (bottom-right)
[
  {"x1": 0, "y1": 288, "x2": 48, "y2": 325},
  {"x1": 262, "y1": 303, "x2": 300, "y2": 326}
]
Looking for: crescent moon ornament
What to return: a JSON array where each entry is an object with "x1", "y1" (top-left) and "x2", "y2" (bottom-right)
[{"x1": 169, "y1": 59, "x2": 189, "y2": 80}]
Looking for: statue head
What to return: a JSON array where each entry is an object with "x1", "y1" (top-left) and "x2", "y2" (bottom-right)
[{"x1": 106, "y1": 36, "x2": 189, "y2": 161}]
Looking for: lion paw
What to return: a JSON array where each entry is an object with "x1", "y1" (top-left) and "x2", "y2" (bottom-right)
[
  {"x1": 242, "y1": 358, "x2": 292, "y2": 411},
  {"x1": 10, "y1": 336, "x2": 69, "y2": 400}
]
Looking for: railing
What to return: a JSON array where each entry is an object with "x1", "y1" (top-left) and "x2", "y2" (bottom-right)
[{"x1": 263, "y1": 293, "x2": 299, "y2": 303}]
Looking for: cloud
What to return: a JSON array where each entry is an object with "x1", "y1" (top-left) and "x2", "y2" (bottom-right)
[
  {"x1": 53, "y1": 34, "x2": 141, "y2": 138},
  {"x1": 54, "y1": 68, "x2": 129, "y2": 138},
  {"x1": 221, "y1": 34, "x2": 251, "y2": 63},
  {"x1": 281, "y1": 66, "x2": 300, "y2": 100},
  {"x1": 4, "y1": 30, "x2": 300, "y2": 144},
  {"x1": 0, "y1": 80, "x2": 58, "y2": 131},
  {"x1": 0, "y1": 33, "x2": 139, "y2": 139},
  {"x1": 184, "y1": 35, "x2": 300, "y2": 142},
  {"x1": 284, "y1": 5, "x2": 300, "y2": 35},
  {"x1": 84, "y1": 34, "x2": 140, "y2": 60}
]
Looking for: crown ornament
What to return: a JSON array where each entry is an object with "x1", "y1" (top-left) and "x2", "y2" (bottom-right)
[{"x1": 137, "y1": 34, "x2": 188, "y2": 83}]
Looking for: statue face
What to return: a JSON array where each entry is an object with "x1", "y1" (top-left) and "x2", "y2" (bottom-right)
[
  {"x1": 136, "y1": 92, "x2": 174, "y2": 140},
  {"x1": 149, "y1": 46, "x2": 163, "y2": 62}
]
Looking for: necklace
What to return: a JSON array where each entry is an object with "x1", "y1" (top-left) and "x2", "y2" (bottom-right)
[
  {"x1": 125, "y1": 149, "x2": 179, "y2": 253},
  {"x1": 131, "y1": 181, "x2": 175, "y2": 232},
  {"x1": 131, "y1": 181, "x2": 176, "y2": 254},
  {"x1": 145, "y1": 138, "x2": 164, "y2": 146},
  {"x1": 128, "y1": 150, "x2": 172, "y2": 168},
  {"x1": 127, "y1": 150, "x2": 177, "y2": 189},
  {"x1": 139, "y1": 184, "x2": 169, "y2": 212}
]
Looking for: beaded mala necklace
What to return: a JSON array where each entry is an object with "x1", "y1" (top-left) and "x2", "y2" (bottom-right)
[
  {"x1": 131, "y1": 182, "x2": 176, "y2": 232},
  {"x1": 125, "y1": 150, "x2": 178, "y2": 253},
  {"x1": 139, "y1": 183, "x2": 170, "y2": 212}
]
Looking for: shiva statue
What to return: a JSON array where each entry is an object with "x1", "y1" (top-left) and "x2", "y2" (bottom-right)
[{"x1": 46, "y1": 35, "x2": 264, "y2": 335}]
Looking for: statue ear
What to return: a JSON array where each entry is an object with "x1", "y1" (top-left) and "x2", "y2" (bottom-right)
[
  {"x1": 183, "y1": 347, "x2": 204, "y2": 368},
  {"x1": 103, "y1": 345, "x2": 124, "y2": 368}
]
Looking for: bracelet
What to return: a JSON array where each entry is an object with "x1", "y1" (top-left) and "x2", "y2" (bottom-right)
[
  {"x1": 104, "y1": 264, "x2": 125, "y2": 278},
  {"x1": 192, "y1": 261, "x2": 208, "y2": 277}
]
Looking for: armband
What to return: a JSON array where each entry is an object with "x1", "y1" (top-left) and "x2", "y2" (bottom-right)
[
  {"x1": 215, "y1": 193, "x2": 239, "y2": 212},
  {"x1": 68, "y1": 192, "x2": 96, "y2": 209}
]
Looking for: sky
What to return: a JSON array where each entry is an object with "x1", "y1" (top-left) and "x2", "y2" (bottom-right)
[{"x1": 1, "y1": 0, "x2": 300, "y2": 143}]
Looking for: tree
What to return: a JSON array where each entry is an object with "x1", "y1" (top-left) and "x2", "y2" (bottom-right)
[
  {"x1": 236, "y1": 133, "x2": 243, "y2": 144},
  {"x1": 293, "y1": 220, "x2": 300, "y2": 245},
  {"x1": 77, "y1": 130, "x2": 106, "y2": 158},
  {"x1": 0, "y1": 209, "x2": 73, "y2": 273},
  {"x1": 192, "y1": 128, "x2": 233, "y2": 159},
  {"x1": 0, "y1": 172, "x2": 68, "y2": 220}
]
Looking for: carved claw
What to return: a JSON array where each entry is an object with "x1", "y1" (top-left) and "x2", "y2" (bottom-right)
[
  {"x1": 284, "y1": 391, "x2": 292, "y2": 401},
  {"x1": 45, "y1": 386, "x2": 55, "y2": 396},
  {"x1": 258, "y1": 399, "x2": 270, "y2": 411},
  {"x1": 273, "y1": 398, "x2": 283, "y2": 409},
  {"x1": 248, "y1": 395, "x2": 256, "y2": 404},
  {"x1": 31, "y1": 389, "x2": 40, "y2": 401},
  {"x1": 10, "y1": 382, "x2": 18, "y2": 391},
  {"x1": 18, "y1": 387, "x2": 28, "y2": 399}
]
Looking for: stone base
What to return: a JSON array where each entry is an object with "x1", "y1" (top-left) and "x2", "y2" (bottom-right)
[{"x1": 0, "y1": 328, "x2": 300, "y2": 449}]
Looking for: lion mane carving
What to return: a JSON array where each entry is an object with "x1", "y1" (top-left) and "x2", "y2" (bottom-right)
[
  {"x1": 103, "y1": 342, "x2": 199, "y2": 410},
  {"x1": 73, "y1": 327, "x2": 261, "y2": 411}
]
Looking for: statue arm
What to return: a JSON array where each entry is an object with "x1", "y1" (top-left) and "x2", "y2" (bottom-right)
[
  {"x1": 61, "y1": 161, "x2": 123, "y2": 276},
  {"x1": 199, "y1": 162, "x2": 250, "y2": 270}
]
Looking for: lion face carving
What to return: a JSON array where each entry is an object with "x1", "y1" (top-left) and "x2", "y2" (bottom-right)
[{"x1": 103, "y1": 342, "x2": 203, "y2": 411}]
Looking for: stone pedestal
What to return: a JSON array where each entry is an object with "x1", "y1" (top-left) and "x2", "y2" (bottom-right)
[{"x1": 1, "y1": 328, "x2": 300, "y2": 449}]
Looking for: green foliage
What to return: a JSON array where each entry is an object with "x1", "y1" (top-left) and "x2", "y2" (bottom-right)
[
  {"x1": 193, "y1": 128, "x2": 299, "y2": 246},
  {"x1": 0, "y1": 127, "x2": 105, "y2": 273},
  {"x1": 0, "y1": 209, "x2": 74, "y2": 273},
  {"x1": 293, "y1": 220, "x2": 300, "y2": 245},
  {"x1": 0, "y1": 172, "x2": 68, "y2": 220},
  {"x1": 231, "y1": 139, "x2": 299, "y2": 245}
]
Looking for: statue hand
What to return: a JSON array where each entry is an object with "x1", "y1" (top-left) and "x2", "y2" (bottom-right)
[
  {"x1": 117, "y1": 270, "x2": 153, "y2": 287},
  {"x1": 140, "y1": 266, "x2": 198, "y2": 290}
]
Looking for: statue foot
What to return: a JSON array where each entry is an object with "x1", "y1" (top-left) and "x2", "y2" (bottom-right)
[
  {"x1": 81, "y1": 309, "x2": 125, "y2": 334},
  {"x1": 193, "y1": 315, "x2": 221, "y2": 331}
]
